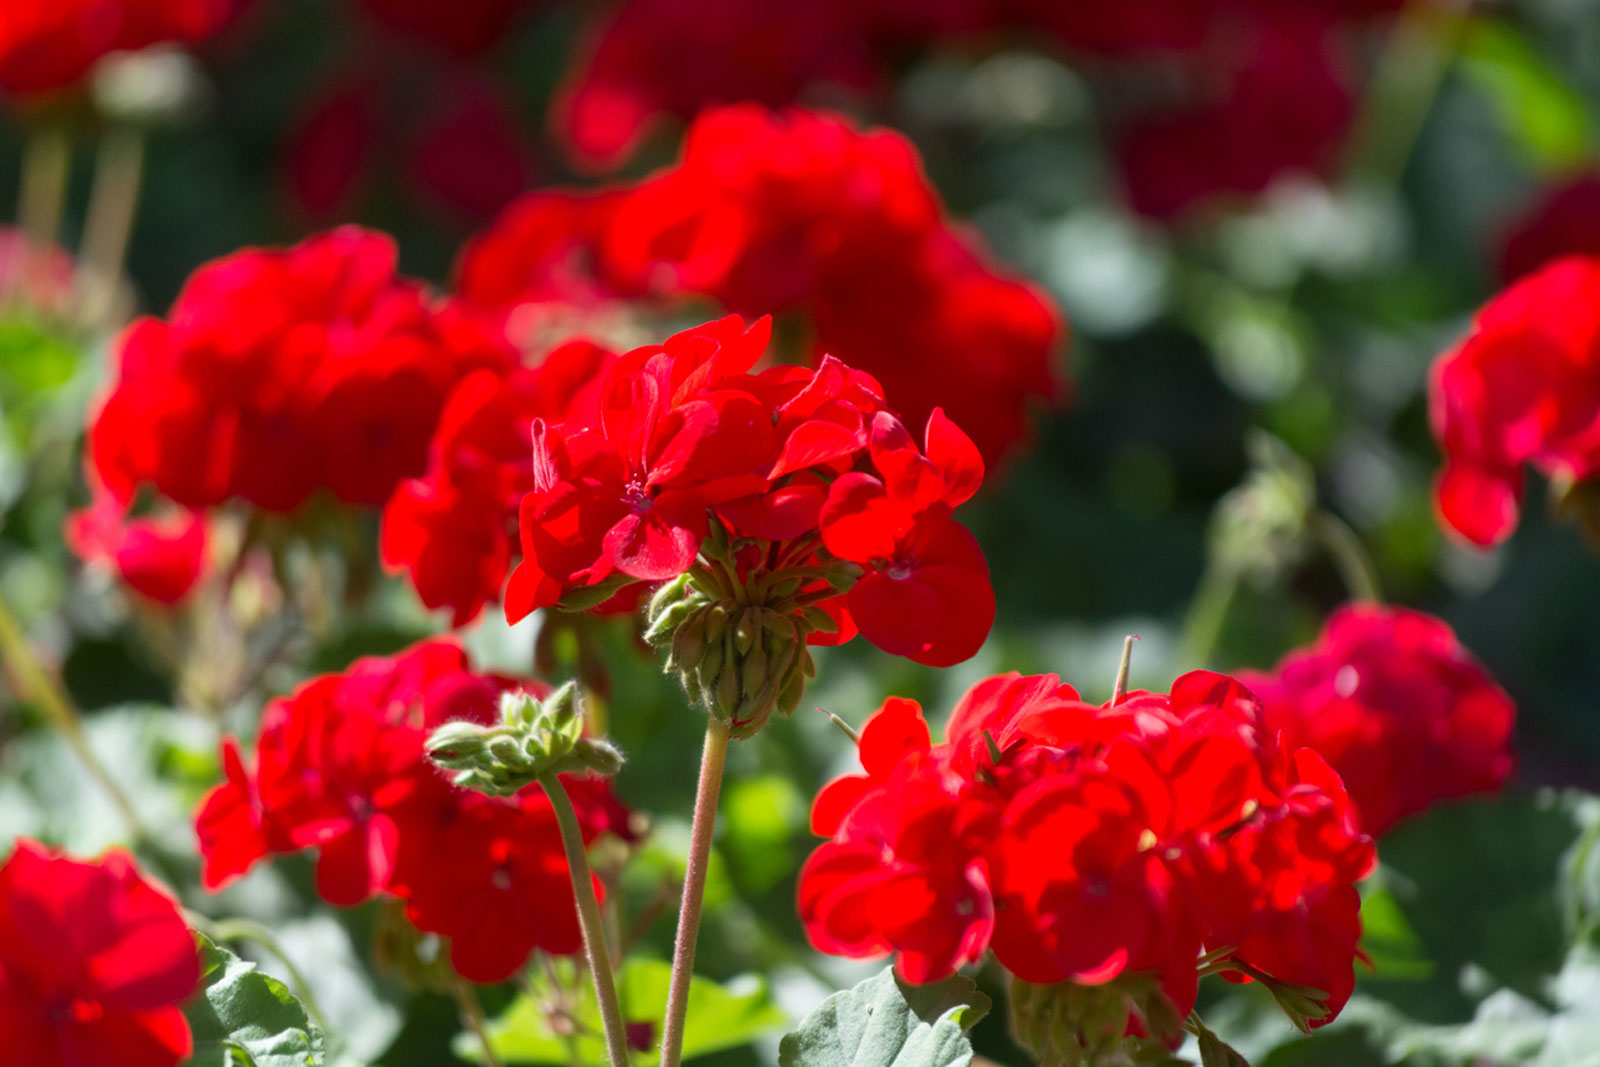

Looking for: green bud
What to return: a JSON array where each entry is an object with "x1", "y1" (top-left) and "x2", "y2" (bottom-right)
[
  {"x1": 648, "y1": 572, "x2": 693, "y2": 622},
  {"x1": 801, "y1": 647, "x2": 817, "y2": 679},
  {"x1": 644, "y1": 596, "x2": 696, "y2": 646},
  {"x1": 570, "y1": 738, "x2": 626, "y2": 777},
  {"x1": 703, "y1": 601, "x2": 730, "y2": 645},
  {"x1": 799, "y1": 605, "x2": 837, "y2": 635},
  {"x1": 669, "y1": 614, "x2": 708, "y2": 674},
  {"x1": 714, "y1": 664, "x2": 741, "y2": 717},
  {"x1": 777, "y1": 667, "x2": 805, "y2": 719},
  {"x1": 740, "y1": 639, "x2": 768, "y2": 698},
  {"x1": 734, "y1": 607, "x2": 761, "y2": 656}
]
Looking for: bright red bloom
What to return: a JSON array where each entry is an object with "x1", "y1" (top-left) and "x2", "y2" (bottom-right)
[
  {"x1": 0, "y1": 0, "x2": 235, "y2": 98},
  {"x1": 1428, "y1": 255, "x2": 1600, "y2": 546},
  {"x1": 800, "y1": 669, "x2": 1374, "y2": 1036},
  {"x1": 66, "y1": 491, "x2": 209, "y2": 606},
  {"x1": 466, "y1": 105, "x2": 1067, "y2": 468},
  {"x1": 819, "y1": 409, "x2": 993, "y2": 667},
  {"x1": 504, "y1": 316, "x2": 777, "y2": 619},
  {"x1": 88, "y1": 227, "x2": 500, "y2": 514},
  {"x1": 1240, "y1": 603, "x2": 1516, "y2": 836},
  {"x1": 0, "y1": 840, "x2": 200, "y2": 1067},
  {"x1": 193, "y1": 638, "x2": 631, "y2": 982},
  {"x1": 496, "y1": 312, "x2": 997, "y2": 667},
  {"x1": 381, "y1": 338, "x2": 617, "y2": 625}
]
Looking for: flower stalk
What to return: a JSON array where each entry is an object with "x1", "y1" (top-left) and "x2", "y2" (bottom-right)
[
  {"x1": 658, "y1": 715, "x2": 732, "y2": 1067},
  {"x1": 539, "y1": 770, "x2": 631, "y2": 1067}
]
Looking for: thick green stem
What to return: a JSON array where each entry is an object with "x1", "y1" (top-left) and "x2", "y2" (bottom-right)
[
  {"x1": 75, "y1": 126, "x2": 145, "y2": 329},
  {"x1": 539, "y1": 771, "x2": 631, "y2": 1067},
  {"x1": 658, "y1": 716, "x2": 732, "y2": 1067},
  {"x1": 0, "y1": 594, "x2": 144, "y2": 838}
]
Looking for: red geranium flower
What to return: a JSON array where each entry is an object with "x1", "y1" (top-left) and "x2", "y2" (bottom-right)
[
  {"x1": 0, "y1": 840, "x2": 200, "y2": 1067},
  {"x1": 819, "y1": 409, "x2": 993, "y2": 666},
  {"x1": 1428, "y1": 255, "x2": 1600, "y2": 546},
  {"x1": 1241, "y1": 603, "x2": 1516, "y2": 836}
]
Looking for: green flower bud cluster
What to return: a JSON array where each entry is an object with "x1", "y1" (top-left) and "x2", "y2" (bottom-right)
[
  {"x1": 425, "y1": 682, "x2": 624, "y2": 796},
  {"x1": 646, "y1": 567, "x2": 853, "y2": 740},
  {"x1": 1008, "y1": 975, "x2": 1185, "y2": 1067}
]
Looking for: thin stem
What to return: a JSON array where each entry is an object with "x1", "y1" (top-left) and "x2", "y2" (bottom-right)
[
  {"x1": 818, "y1": 708, "x2": 859, "y2": 744},
  {"x1": 1179, "y1": 563, "x2": 1238, "y2": 670},
  {"x1": 659, "y1": 716, "x2": 732, "y2": 1067},
  {"x1": 74, "y1": 126, "x2": 145, "y2": 329},
  {"x1": 1307, "y1": 511, "x2": 1383, "y2": 603},
  {"x1": 539, "y1": 772, "x2": 631, "y2": 1067},
  {"x1": 17, "y1": 124, "x2": 70, "y2": 300},
  {"x1": 1111, "y1": 634, "x2": 1138, "y2": 704},
  {"x1": 451, "y1": 971, "x2": 505, "y2": 1067},
  {"x1": 0, "y1": 594, "x2": 145, "y2": 838},
  {"x1": 202, "y1": 916, "x2": 330, "y2": 1031}
]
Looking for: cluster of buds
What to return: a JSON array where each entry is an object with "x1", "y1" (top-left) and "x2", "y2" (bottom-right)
[
  {"x1": 1009, "y1": 976, "x2": 1188, "y2": 1067},
  {"x1": 644, "y1": 540, "x2": 860, "y2": 739},
  {"x1": 426, "y1": 682, "x2": 624, "y2": 795}
]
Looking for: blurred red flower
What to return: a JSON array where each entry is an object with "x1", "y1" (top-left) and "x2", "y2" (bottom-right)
[
  {"x1": 1241, "y1": 603, "x2": 1516, "y2": 836},
  {"x1": 66, "y1": 490, "x2": 209, "y2": 606},
  {"x1": 1429, "y1": 255, "x2": 1600, "y2": 546},
  {"x1": 194, "y1": 638, "x2": 633, "y2": 982},
  {"x1": 0, "y1": 840, "x2": 200, "y2": 1067},
  {"x1": 88, "y1": 226, "x2": 505, "y2": 514},
  {"x1": 0, "y1": 0, "x2": 235, "y2": 97}
]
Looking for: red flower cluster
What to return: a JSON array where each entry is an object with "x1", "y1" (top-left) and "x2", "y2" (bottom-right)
[
  {"x1": 1428, "y1": 255, "x2": 1600, "y2": 546},
  {"x1": 800, "y1": 670, "x2": 1374, "y2": 1037},
  {"x1": 0, "y1": 0, "x2": 235, "y2": 97},
  {"x1": 495, "y1": 314, "x2": 996, "y2": 668},
  {"x1": 1240, "y1": 604, "x2": 1516, "y2": 837},
  {"x1": 194, "y1": 638, "x2": 634, "y2": 982},
  {"x1": 87, "y1": 226, "x2": 502, "y2": 514},
  {"x1": 0, "y1": 840, "x2": 200, "y2": 1067},
  {"x1": 381, "y1": 335, "x2": 616, "y2": 625},
  {"x1": 460, "y1": 105, "x2": 1066, "y2": 468},
  {"x1": 551, "y1": 0, "x2": 1396, "y2": 219}
]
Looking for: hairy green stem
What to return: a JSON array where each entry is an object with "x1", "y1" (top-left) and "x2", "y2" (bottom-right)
[
  {"x1": 0, "y1": 594, "x2": 145, "y2": 838},
  {"x1": 659, "y1": 716, "x2": 732, "y2": 1067},
  {"x1": 539, "y1": 771, "x2": 631, "y2": 1067}
]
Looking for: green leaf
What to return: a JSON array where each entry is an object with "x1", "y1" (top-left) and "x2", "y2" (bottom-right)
[
  {"x1": 776, "y1": 967, "x2": 989, "y2": 1067},
  {"x1": 462, "y1": 957, "x2": 785, "y2": 1064},
  {"x1": 185, "y1": 932, "x2": 327, "y2": 1067},
  {"x1": 1459, "y1": 18, "x2": 1595, "y2": 172}
]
